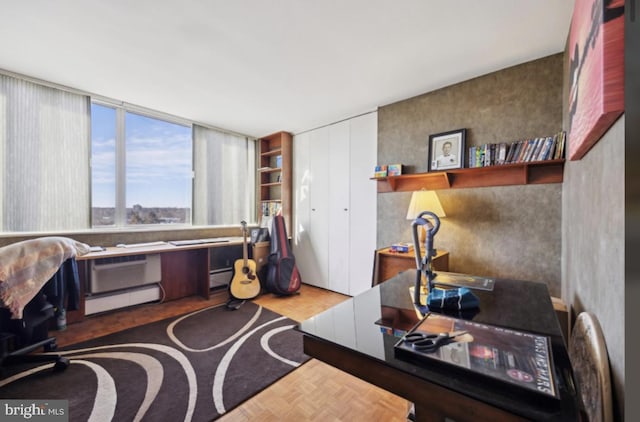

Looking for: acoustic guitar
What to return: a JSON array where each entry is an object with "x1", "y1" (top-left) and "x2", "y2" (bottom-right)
[{"x1": 229, "y1": 221, "x2": 261, "y2": 300}]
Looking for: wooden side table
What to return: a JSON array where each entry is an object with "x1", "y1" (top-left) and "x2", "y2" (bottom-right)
[{"x1": 373, "y1": 247, "x2": 449, "y2": 286}]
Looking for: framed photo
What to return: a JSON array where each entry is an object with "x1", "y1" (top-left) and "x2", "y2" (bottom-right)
[{"x1": 428, "y1": 129, "x2": 466, "y2": 171}]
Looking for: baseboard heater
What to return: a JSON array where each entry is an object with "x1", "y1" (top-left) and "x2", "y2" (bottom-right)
[{"x1": 85, "y1": 284, "x2": 161, "y2": 315}]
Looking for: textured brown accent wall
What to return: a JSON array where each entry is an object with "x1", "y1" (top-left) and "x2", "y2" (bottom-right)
[{"x1": 377, "y1": 54, "x2": 564, "y2": 296}]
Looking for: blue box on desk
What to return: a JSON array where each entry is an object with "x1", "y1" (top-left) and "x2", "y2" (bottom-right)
[{"x1": 390, "y1": 243, "x2": 413, "y2": 253}]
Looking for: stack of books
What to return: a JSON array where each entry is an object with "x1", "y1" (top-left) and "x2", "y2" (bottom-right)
[{"x1": 261, "y1": 201, "x2": 281, "y2": 217}]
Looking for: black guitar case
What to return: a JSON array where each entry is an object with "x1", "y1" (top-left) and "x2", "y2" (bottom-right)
[{"x1": 266, "y1": 215, "x2": 301, "y2": 295}]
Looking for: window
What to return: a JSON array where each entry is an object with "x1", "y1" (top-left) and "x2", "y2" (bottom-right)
[
  {"x1": 91, "y1": 104, "x2": 117, "y2": 225},
  {"x1": 91, "y1": 103, "x2": 256, "y2": 228},
  {"x1": 1, "y1": 70, "x2": 255, "y2": 233},
  {"x1": 91, "y1": 103, "x2": 193, "y2": 227}
]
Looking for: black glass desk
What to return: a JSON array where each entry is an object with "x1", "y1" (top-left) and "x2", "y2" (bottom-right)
[{"x1": 297, "y1": 270, "x2": 580, "y2": 421}]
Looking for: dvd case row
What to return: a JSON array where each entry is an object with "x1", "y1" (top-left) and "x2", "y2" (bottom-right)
[{"x1": 468, "y1": 131, "x2": 566, "y2": 168}]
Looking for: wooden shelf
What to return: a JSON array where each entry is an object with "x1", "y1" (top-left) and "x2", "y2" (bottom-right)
[
  {"x1": 261, "y1": 148, "x2": 282, "y2": 157},
  {"x1": 258, "y1": 131, "x2": 292, "y2": 232},
  {"x1": 372, "y1": 160, "x2": 564, "y2": 193},
  {"x1": 258, "y1": 167, "x2": 282, "y2": 174}
]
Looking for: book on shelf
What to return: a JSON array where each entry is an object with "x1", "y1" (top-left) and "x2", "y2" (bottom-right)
[
  {"x1": 528, "y1": 138, "x2": 543, "y2": 162},
  {"x1": 374, "y1": 165, "x2": 388, "y2": 178},
  {"x1": 475, "y1": 147, "x2": 483, "y2": 168},
  {"x1": 491, "y1": 143, "x2": 498, "y2": 165},
  {"x1": 387, "y1": 164, "x2": 403, "y2": 176},
  {"x1": 508, "y1": 141, "x2": 521, "y2": 163},
  {"x1": 537, "y1": 137, "x2": 554, "y2": 161},
  {"x1": 548, "y1": 136, "x2": 558, "y2": 160},
  {"x1": 553, "y1": 131, "x2": 566, "y2": 160},
  {"x1": 483, "y1": 144, "x2": 493, "y2": 167},
  {"x1": 542, "y1": 137, "x2": 554, "y2": 160},
  {"x1": 516, "y1": 139, "x2": 531, "y2": 162},
  {"x1": 504, "y1": 142, "x2": 517, "y2": 163},
  {"x1": 261, "y1": 201, "x2": 281, "y2": 217},
  {"x1": 496, "y1": 142, "x2": 507, "y2": 165}
]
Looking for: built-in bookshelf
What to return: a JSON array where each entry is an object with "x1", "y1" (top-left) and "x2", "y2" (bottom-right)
[{"x1": 258, "y1": 131, "x2": 292, "y2": 231}]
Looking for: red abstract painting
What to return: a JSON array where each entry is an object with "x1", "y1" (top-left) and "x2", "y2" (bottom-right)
[{"x1": 567, "y1": 0, "x2": 624, "y2": 160}]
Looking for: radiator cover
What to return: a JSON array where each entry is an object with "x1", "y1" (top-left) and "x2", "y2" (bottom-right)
[{"x1": 90, "y1": 253, "x2": 162, "y2": 294}]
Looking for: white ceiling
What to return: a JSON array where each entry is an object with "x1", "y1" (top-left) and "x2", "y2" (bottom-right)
[{"x1": 0, "y1": 0, "x2": 575, "y2": 138}]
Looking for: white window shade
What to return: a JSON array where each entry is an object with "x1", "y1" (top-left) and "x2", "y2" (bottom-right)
[
  {"x1": 0, "y1": 75, "x2": 90, "y2": 232},
  {"x1": 193, "y1": 125, "x2": 255, "y2": 226},
  {"x1": 193, "y1": 125, "x2": 255, "y2": 225}
]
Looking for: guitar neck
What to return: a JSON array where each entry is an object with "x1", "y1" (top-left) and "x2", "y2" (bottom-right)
[
  {"x1": 243, "y1": 231, "x2": 248, "y2": 267},
  {"x1": 241, "y1": 221, "x2": 248, "y2": 268}
]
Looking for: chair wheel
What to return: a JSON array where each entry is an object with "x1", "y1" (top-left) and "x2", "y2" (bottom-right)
[
  {"x1": 53, "y1": 357, "x2": 69, "y2": 371},
  {"x1": 44, "y1": 340, "x2": 58, "y2": 352}
]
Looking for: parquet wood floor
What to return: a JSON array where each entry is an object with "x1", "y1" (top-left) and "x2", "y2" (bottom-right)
[{"x1": 52, "y1": 284, "x2": 408, "y2": 421}]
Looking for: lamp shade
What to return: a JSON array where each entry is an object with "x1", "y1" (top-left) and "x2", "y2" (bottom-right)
[{"x1": 406, "y1": 190, "x2": 446, "y2": 220}]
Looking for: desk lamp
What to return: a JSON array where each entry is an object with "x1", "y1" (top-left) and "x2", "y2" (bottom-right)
[{"x1": 406, "y1": 191, "x2": 446, "y2": 244}]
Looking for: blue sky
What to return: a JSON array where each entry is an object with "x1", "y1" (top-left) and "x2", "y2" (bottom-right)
[{"x1": 91, "y1": 104, "x2": 193, "y2": 208}]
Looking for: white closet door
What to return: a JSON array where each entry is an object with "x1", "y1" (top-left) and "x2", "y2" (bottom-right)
[
  {"x1": 307, "y1": 126, "x2": 330, "y2": 289},
  {"x1": 292, "y1": 131, "x2": 314, "y2": 286},
  {"x1": 348, "y1": 112, "x2": 378, "y2": 296},
  {"x1": 327, "y1": 120, "x2": 351, "y2": 295}
]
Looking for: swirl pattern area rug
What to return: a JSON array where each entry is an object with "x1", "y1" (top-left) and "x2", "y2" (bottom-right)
[{"x1": 0, "y1": 302, "x2": 309, "y2": 421}]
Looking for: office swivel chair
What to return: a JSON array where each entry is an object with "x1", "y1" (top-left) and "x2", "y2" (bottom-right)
[
  {"x1": 569, "y1": 312, "x2": 613, "y2": 422},
  {"x1": 0, "y1": 236, "x2": 88, "y2": 376},
  {"x1": 0, "y1": 287, "x2": 69, "y2": 374}
]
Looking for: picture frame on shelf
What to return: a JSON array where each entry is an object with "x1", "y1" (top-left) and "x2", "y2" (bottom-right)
[{"x1": 428, "y1": 129, "x2": 466, "y2": 171}]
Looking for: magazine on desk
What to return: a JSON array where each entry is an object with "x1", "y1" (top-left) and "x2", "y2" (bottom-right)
[
  {"x1": 394, "y1": 313, "x2": 559, "y2": 399},
  {"x1": 432, "y1": 271, "x2": 495, "y2": 291}
]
